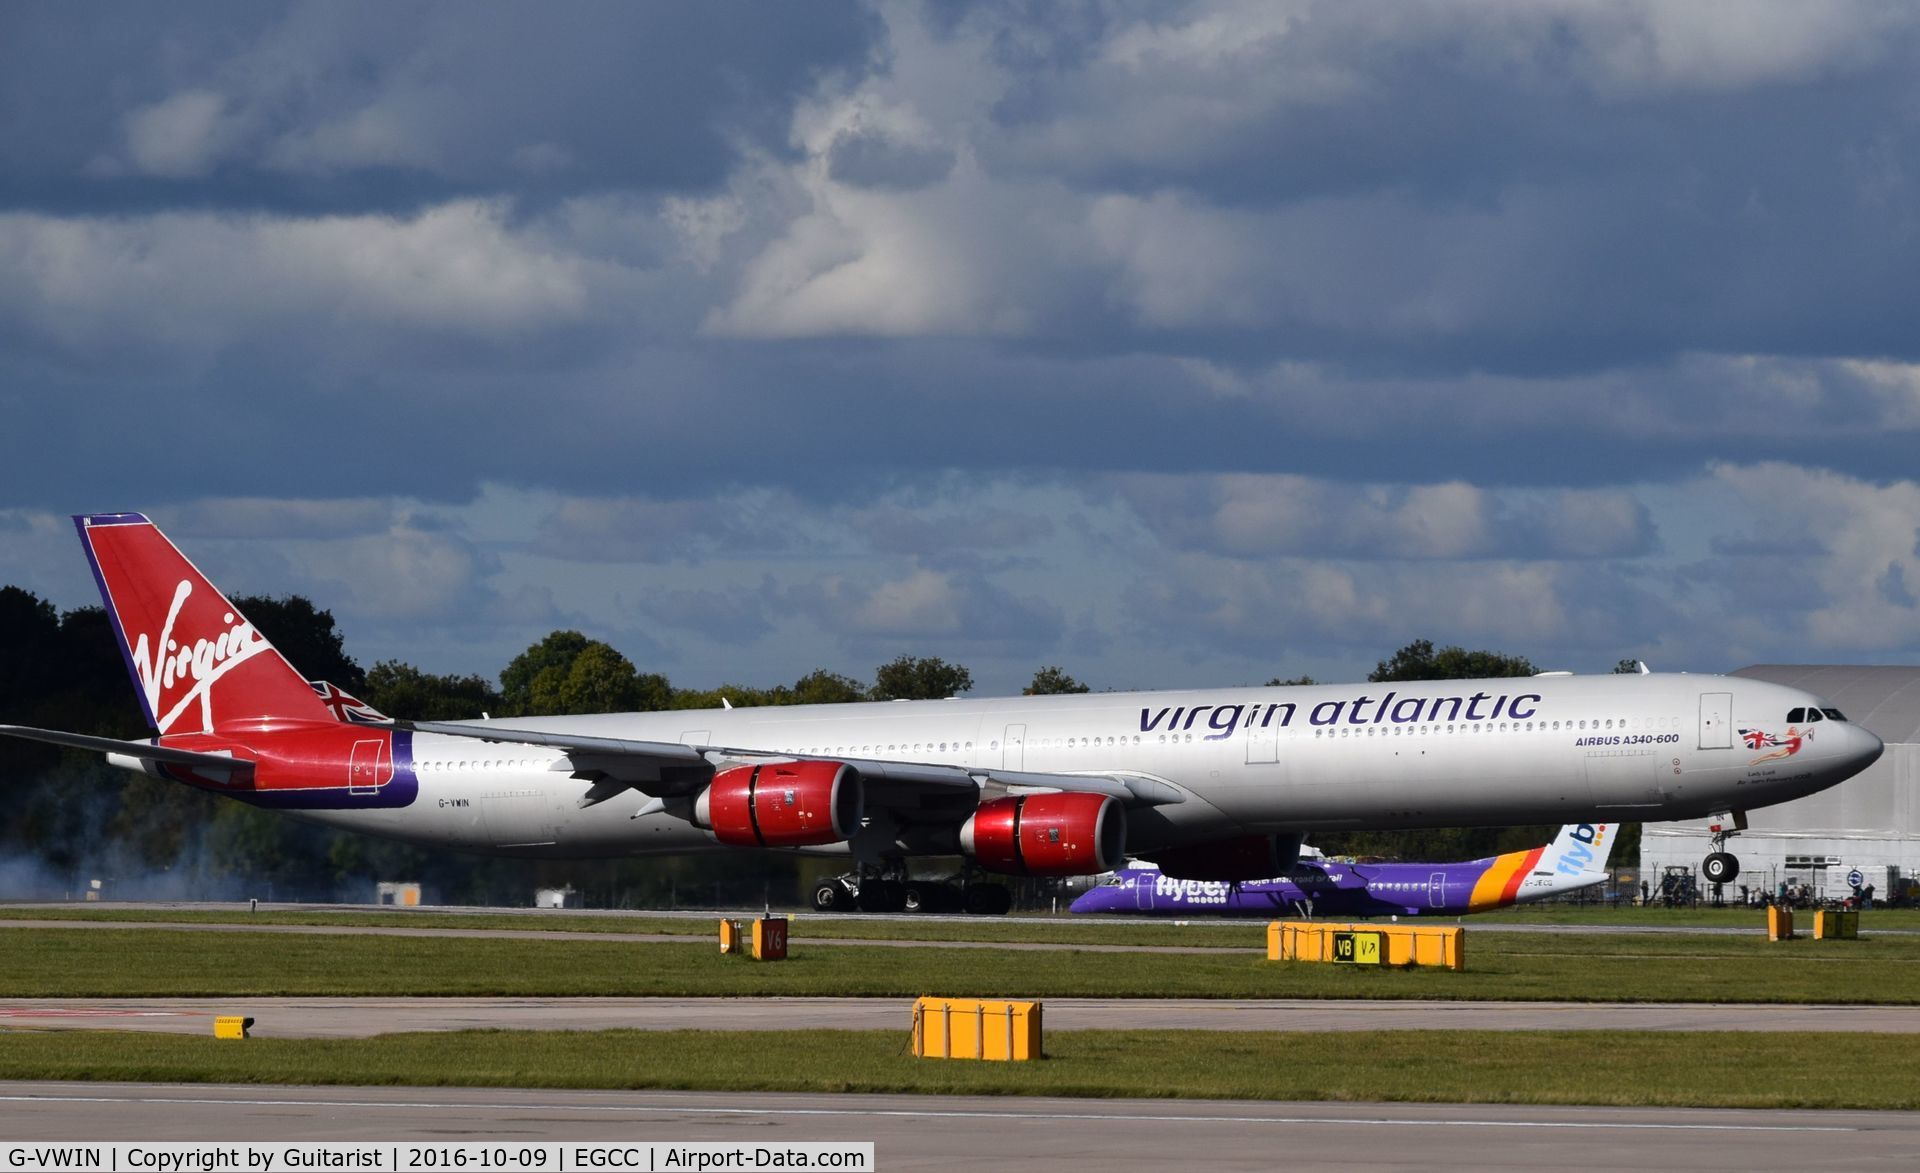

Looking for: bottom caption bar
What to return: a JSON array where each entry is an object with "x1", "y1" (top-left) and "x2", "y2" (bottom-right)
[{"x1": 2, "y1": 1144, "x2": 876, "y2": 1172}]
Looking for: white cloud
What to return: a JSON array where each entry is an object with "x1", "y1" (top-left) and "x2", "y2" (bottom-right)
[
  {"x1": 105, "y1": 90, "x2": 249, "y2": 178},
  {"x1": 1125, "y1": 552, "x2": 1642, "y2": 657},
  {"x1": 265, "y1": 104, "x2": 430, "y2": 174},
  {"x1": 704, "y1": 7, "x2": 1087, "y2": 339},
  {"x1": 1839, "y1": 359, "x2": 1920, "y2": 428},
  {"x1": 787, "y1": 565, "x2": 1063, "y2": 646},
  {"x1": 1568, "y1": 0, "x2": 1894, "y2": 94},
  {"x1": 1116, "y1": 474, "x2": 1654, "y2": 560},
  {"x1": 275, "y1": 521, "x2": 496, "y2": 623},
  {"x1": 1702, "y1": 462, "x2": 1920, "y2": 651},
  {"x1": 0, "y1": 201, "x2": 590, "y2": 364}
]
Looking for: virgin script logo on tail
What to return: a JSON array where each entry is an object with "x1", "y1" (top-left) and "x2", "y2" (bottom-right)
[{"x1": 130, "y1": 579, "x2": 268, "y2": 734}]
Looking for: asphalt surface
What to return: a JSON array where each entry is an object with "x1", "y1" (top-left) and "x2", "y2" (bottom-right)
[
  {"x1": 5, "y1": 996, "x2": 1917, "y2": 1037},
  {"x1": 3, "y1": 1082, "x2": 1914, "y2": 1170}
]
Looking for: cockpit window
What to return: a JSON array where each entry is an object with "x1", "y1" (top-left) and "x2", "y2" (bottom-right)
[
  {"x1": 1808, "y1": 708, "x2": 1824, "y2": 723},
  {"x1": 1787, "y1": 707, "x2": 1806, "y2": 723},
  {"x1": 1823, "y1": 708, "x2": 1846, "y2": 721}
]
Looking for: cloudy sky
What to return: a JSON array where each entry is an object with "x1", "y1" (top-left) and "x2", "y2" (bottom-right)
[{"x1": 4, "y1": 1, "x2": 1919, "y2": 695}]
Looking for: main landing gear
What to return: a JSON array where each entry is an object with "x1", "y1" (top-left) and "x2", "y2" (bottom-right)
[
  {"x1": 1701, "y1": 811, "x2": 1748, "y2": 886},
  {"x1": 811, "y1": 864, "x2": 1012, "y2": 915}
]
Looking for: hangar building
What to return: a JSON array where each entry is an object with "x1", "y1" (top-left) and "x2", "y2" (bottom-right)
[{"x1": 1640, "y1": 665, "x2": 1920, "y2": 902}]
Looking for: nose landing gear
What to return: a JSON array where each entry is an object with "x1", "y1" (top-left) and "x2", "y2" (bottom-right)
[{"x1": 1701, "y1": 811, "x2": 1748, "y2": 885}]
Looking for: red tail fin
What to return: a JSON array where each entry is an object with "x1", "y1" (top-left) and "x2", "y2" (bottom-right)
[{"x1": 76, "y1": 513, "x2": 335, "y2": 734}]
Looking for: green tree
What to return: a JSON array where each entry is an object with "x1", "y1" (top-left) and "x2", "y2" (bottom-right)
[
  {"x1": 783, "y1": 669, "x2": 869, "y2": 705},
  {"x1": 871, "y1": 655, "x2": 972, "y2": 700},
  {"x1": 1613, "y1": 658, "x2": 1642, "y2": 674},
  {"x1": 1265, "y1": 675, "x2": 1317, "y2": 687},
  {"x1": 1369, "y1": 638, "x2": 1535, "y2": 683},
  {"x1": 232, "y1": 595, "x2": 364, "y2": 690},
  {"x1": 501, "y1": 632, "x2": 668, "y2": 716},
  {"x1": 361, "y1": 661, "x2": 503, "y2": 721},
  {"x1": 529, "y1": 642, "x2": 644, "y2": 714},
  {"x1": 0, "y1": 586, "x2": 60, "y2": 718},
  {"x1": 1026, "y1": 666, "x2": 1090, "y2": 695},
  {"x1": 671, "y1": 684, "x2": 775, "y2": 710},
  {"x1": 500, "y1": 631, "x2": 592, "y2": 713}
]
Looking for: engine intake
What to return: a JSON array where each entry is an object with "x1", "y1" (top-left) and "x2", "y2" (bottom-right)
[
  {"x1": 960, "y1": 792, "x2": 1125, "y2": 876},
  {"x1": 695, "y1": 760, "x2": 863, "y2": 848},
  {"x1": 1149, "y1": 832, "x2": 1304, "y2": 881}
]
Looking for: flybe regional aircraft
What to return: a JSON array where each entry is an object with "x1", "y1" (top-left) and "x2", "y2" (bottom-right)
[
  {"x1": 0, "y1": 514, "x2": 1884, "y2": 914},
  {"x1": 1070, "y1": 823, "x2": 1615, "y2": 918}
]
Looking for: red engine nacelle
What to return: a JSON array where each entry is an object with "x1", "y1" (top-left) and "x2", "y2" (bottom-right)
[
  {"x1": 1149, "y1": 833, "x2": 1304, "y2": 881},
  {"x1": 695, "y1": 760, "x2": 863, "y2": 848},
  {"x1": 960, "y1": 792, "x2": 1125, "y2": 876}
]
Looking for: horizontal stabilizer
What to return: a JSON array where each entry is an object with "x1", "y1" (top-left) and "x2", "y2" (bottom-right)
[{"x1": 0, "y1": 723, "x2": 258, "y2": 775}]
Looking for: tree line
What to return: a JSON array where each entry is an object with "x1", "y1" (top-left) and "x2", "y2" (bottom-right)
[{"x1": 0, "y1": 584, "x2": 1635, "y2": 906}]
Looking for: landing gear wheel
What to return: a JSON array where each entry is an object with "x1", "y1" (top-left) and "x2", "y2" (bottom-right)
[
  {"x1": 903, "y1": 883, "x2": 934, "y2": 913},
  {"x1": 812, "y1": 880, "x2": 851, "y2": 912},
  {"x1": 859, "y1": 880, "x2": 907, "y2": 913},
  {"x1": 1702, "y1": 852, "x2": 1740, "y2": 885},
  {"x1": 964, "y1": 884, "x2": 1013, "y2": 916}
]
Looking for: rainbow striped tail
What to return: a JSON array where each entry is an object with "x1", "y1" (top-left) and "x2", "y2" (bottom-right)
[{"x1": 1466, "y1": 824, "x2": 1614, "y2": 911}]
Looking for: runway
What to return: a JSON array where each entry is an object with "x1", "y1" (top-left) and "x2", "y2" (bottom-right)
[
  {"x1": 2, "y1": 1081, "x2": 1914, "y2": 1170},
  {"x1": 5, "y1": 995, "x2": 1918, "y2": 1036}
]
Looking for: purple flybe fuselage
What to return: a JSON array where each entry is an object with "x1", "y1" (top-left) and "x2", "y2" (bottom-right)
[{"x1": 1070, "y1": 823, "x2": 1615, "y2": 917}]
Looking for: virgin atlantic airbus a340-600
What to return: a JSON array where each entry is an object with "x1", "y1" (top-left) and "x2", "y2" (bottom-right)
[{"x1": 0, "y1": 514, "x2": 1882, "y2": 913}]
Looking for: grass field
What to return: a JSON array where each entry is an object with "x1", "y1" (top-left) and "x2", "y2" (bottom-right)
[
  {"x1": 2, "y1": 924, "x2": 1916, "y2": 1002},
  {"x1": 0, "y1": 1027, "x2": 1913, "y2": 1110}
]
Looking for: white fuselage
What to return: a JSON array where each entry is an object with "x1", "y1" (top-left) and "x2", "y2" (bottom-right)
[{"x1": 307, "y1": 672, "x2": 1882, "y2": 861}]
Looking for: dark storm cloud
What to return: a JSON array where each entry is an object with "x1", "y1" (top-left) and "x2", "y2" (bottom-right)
[
  {"x1": 0, "y1": 3, "x2": 877, "y2": 214},
  {"x1": 5, "y1": 339, "x2": 1920, "y2": 515},
  {"x1": 528, "y1": 496, "x2": 795, "y2": 563},
  {"x1": 952, "y1": 2, "x2": 1920, "y2": 373},
  {"x1": 6, "y1": 2, "x2": 1920, "y2": 687}
]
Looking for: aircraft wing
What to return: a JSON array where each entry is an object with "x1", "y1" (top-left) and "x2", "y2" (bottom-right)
[
  {"x1": 0, "y1": 724, "x2": 259, "y2": 775},
  {"x1": 397, "y1": 719, "x2": 1186, "y2": 810}
]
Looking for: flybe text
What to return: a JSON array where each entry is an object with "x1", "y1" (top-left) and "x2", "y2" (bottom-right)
[
  {"x1": 1556, "y1": 823, "x2": 1607, "y2": 876},
  {"x1": 1141, "y1": 690, "x2": 1545, "y2": 741}
]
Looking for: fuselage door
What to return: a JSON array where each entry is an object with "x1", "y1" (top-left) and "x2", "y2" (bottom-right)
[
  {"x1": 348, "y1": 738, "x2": 387, "y2": 794},
  {"x1": 1428, "y1": 871, "x2": 1447, "y2": 908},
  {"x1": 1246, "y1": 717, "x2": 1278, "y2": 765},
  {"x1": 1136, "y1": 873, "x2": 1154, "y2": 910},
  {"x1": 1699, "y1": 693, "x2": 1732, "y2": 750},
  {"x1": 1002, "y1": 724, "x2": 1026, "y2": 770}
]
